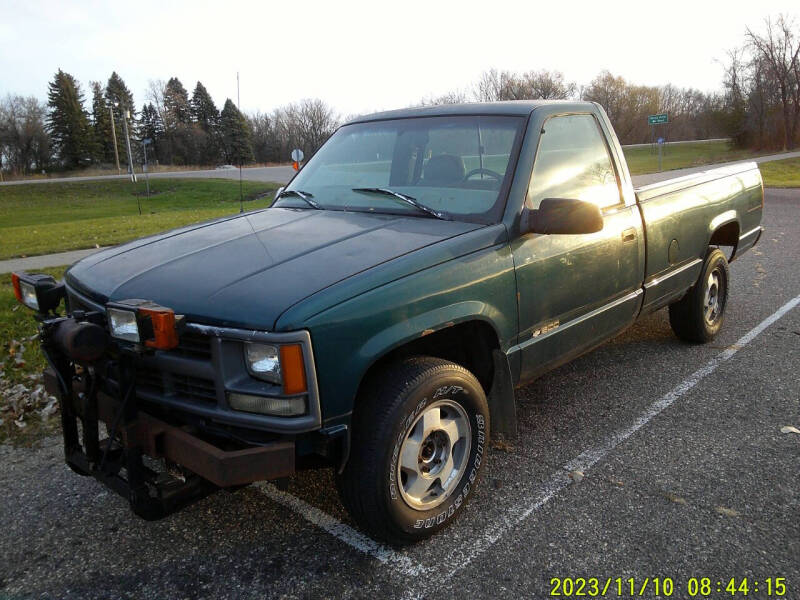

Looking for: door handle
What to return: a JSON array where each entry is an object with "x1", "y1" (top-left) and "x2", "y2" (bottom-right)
[{"x1": 622, "y1": 228, "x2": 637, "y2": 243}]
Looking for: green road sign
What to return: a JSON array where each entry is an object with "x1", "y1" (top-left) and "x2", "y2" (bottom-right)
[{"x1": 648, "y1": 113, "x2": 668, "y2": 125}]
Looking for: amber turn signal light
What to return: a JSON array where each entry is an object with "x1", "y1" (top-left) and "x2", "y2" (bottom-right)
[
  {"x1": 279, "y1": 344, "x2": 307, "y2": 395},
  {"x1": 11, "y1": 273, "x2": 22, "y2": 303},
  {"x1": 139, "y1": 306, "x2": 179, "y2": 350}
]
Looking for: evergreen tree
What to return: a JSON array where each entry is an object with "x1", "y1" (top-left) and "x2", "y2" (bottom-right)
[
  {"x1": 191, "y1": 81, "x2": 221, "y2": 164},
  {"x1": 159, "y1": 77, "x2": 195, "y2": 164},
  {"x1": 46, "y1": 69, "x2": 93, "y2": 168},
  {"x1": 90, "y1": 81, "x2": 114, "y2": 164},
  {"x1": 190, "y1": 82, "x2": 219, "y2": 131},
  {"x1": 220, "y1": 99, "x2": 254, "y2": 164},
  {"x1": 105, "y1": 71, "x2": 135, "y2": 121},
  {"x1": 164, "y1": 77, "x2": 191, "y2": 124},
  {"x1": 138, "y1": 103, "x2": 164, "y2": 164},
  {"x1": 105, "y1": 72, "x2": 135, "y2": 165}
]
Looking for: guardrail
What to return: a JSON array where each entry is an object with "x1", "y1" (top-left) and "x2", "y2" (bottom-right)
[{"x1": 621, "y1": 138, "x2": 730, "y2": 149}]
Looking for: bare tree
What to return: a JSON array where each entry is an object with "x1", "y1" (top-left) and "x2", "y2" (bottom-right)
[
  {"x1": 472, "y1": 69, "x2": 576, "y2": 102},
  {"x1": 418, "y1": 89, "x2": 469, "y2": 106},
  {"x1": 0, "y1": 94, "x2": 50, "y2": 175},
  {"x1": 248, "y1": 99, "x2": 339, "y2": 163},
  {"x1": 280, "y1": 99, "x2": 339, "y2": 159},
  {"x1": 746, "y1": 15, "x2": 800, "y2": 149},
  {"x1": 583, "y1": 71, "x2": 660, "y2": 143},
  {"x1": 474, "y1": 69, "x2": 505, "y2": 102}
]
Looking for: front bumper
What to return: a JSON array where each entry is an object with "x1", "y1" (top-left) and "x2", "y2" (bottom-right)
[{"x1": 45, "y1": 365, "x2": 296, "y2": 518}]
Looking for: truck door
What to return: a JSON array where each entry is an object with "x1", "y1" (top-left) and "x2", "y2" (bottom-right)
[{"x1": 510, "y1": 112, "x2": 644, "y2": 382}]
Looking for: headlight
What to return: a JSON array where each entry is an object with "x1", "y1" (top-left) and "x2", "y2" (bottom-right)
[
  {"x1": 107, "y1": 307, "x2": 140, "y2": 342},
  {"x1": 239, "y1": 342, "x2": 309, "y2": 416},
  {"x1": 245, "y1": 343, "x2": 281, "y2": 384},
  {"x1": 11, "y1": 272, "x2": 65, "y2": 313},
  {"x1": 106, "y1": 300, "x2": 180, "y2": 350},
  {"x1": 20, "y1": 280, "x2": 38, "y2": 310}
]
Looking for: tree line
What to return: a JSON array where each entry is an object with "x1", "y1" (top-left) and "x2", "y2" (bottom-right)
[
  {"x1": 1, "y1": 15, "x2": 797, "y2": 177},
  {"x1": 0, "y1": 70, "x2": 340, "y2": 176},
  {"x1": 420, "y1": 15, "x2": 799, "y2": 150}
]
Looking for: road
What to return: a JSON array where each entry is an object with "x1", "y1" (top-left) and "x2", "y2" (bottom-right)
[
  {"x1": 0, "y1": 165, "x2": 297, "y2": 187},
  {"x1": 631, "y1": 150, "x2": 800, "y2": 186},
  {"x1": 1, "y1": 188, "x2": 798, "y2": 599},
  {"x1": 2, "y1": 150, "x2": 799, "y2": 189}
]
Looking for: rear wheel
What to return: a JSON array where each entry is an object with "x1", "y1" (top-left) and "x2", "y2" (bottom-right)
[
  {"x1": 669, "y1": 248, "x2": 729, "y2": 343},
  {"x1": 336, "y1": 357, "x2": 489, "y2": 545}
]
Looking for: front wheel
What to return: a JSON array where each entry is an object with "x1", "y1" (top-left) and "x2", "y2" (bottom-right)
[
  {"x1": 669, "y1": 248, "x2": 730, "y2": 343},
  {"x1": 336, "y1": 357, "x2": 489, "y2": 545}
]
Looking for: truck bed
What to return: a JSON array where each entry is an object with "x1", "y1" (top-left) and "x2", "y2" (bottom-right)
[{"x1": 634, "y1": 161, "x2": 763, "y2": 313}]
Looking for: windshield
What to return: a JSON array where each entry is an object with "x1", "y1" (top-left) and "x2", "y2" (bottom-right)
[{"x1": 279, "y1": 115, "x2": 525, "y2": 223}]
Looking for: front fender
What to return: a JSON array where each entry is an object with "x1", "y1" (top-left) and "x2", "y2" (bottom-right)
[{"x1": 297, "y1": 243, "x2": 519, "y2": 424}]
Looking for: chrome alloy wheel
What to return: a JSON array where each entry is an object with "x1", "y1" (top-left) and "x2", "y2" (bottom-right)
[
  {"x1": 397, "y1": 399, "x2": 471, "y2": 510},
  {"x1": 703, "y1": 268, "x2": 723, "y2": 324}
]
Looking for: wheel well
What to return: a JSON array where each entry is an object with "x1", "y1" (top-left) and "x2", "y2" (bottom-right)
[
  {"x1": 709, "y1": 221, "x2": 739, "y2": 259},
  {"x1": 356, "y1": 321, "x2": 499, "y2": 401}
]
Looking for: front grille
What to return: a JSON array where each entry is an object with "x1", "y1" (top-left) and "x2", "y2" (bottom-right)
[
  {"x1": 171, "y1": 330, "x2": 213, "y2": 359},
  {"x1": 99, "y1": 326, "x2": 218, "y2": 407},
  {"x1": 135, "y1": 364, "x2": 217, "y2": 405}
]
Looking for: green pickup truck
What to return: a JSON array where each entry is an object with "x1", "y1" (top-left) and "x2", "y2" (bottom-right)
[{"x1": 13, "y1": 101, "x2": 763, "y2": 545}]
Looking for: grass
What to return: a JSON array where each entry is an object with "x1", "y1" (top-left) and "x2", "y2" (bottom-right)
[
  {"x1": 0, "y1": 162, "x2": 289, "y2": 182},
  {"x1": 622, "y1": 140, "x2": 782, "y2": 176},
  {"x1": 0, "y1": 178, "x2": 279, "y2": 259},
  {"x1": 757, "y1": 157, "x2": 800, "y2": 187},
  {"x1": 0, "y1": 267, "x2": 66, "y2": 444}
]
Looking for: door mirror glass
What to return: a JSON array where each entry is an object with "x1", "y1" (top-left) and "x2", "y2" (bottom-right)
[{"x1": 526, "y1": 198, "x2": 603, "y2": 235}]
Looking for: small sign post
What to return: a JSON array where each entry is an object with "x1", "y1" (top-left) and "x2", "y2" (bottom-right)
[
  {"x1": 291, "y1": 148, "x2": 304, "y2": 171},
  {"x1": 648, "y1": 113, "x2": 669, "y2": 125},
  {"x1": 142, "y1": 138, "x2": 152, "y2": 201},
  {"x1": 648, "y1": 114, "x2": 669, "y2": 171}
]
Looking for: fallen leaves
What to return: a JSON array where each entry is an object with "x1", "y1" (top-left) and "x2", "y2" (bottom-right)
[
  {"x1": 715, "y1": 506, "x2": 740, "y2": 517},
  {"x1": 1, "y1": 337, "x2": 59, "y2": 430},
  {"x1": 490, "y1": 438, "x2": 515, "y2": 453},
  {"x1": 780, "y1": 425, "x2": 800, "y2": 435},
  {"x1": 569, "y1": 470, "x2": 585, "y2": 483},
  {"x1": 665, "y1": 492, "x2": 688, "y2": 505}
]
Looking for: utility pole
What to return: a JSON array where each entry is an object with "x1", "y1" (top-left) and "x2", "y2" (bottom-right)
[
  {"x1": 109, "y1": 106, "x2": 121, "y2": 174},
  {"x1": 120, "y1": 106, "x2": 137, "y2": 186}
]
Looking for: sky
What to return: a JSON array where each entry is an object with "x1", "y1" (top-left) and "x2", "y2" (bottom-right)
[{"x1": 1, "y1": 0, "x2": 798, "y2": 119}]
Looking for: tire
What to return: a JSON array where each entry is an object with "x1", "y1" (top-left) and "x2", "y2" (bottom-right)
[
  {"x1": 336, "y1": 357, "x2": 489, "y2": 545},
  {"x1": 668, "y1": 248, "x2": 730, "y2": 343}
]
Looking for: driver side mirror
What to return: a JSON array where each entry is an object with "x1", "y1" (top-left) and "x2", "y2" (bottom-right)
[{"x1": 523, "y1": 198, "x2": 603, "y2": 235}]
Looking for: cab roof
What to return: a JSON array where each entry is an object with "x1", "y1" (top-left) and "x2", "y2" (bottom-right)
[{"x1": 345, "y1": 100, "x2": 597, "y2": 125}]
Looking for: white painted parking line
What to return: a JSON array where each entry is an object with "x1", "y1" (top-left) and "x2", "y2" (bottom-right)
[
  {"x1": 401, "y1": 293, "x2": 800, "y2": 599},
  {"x1": 255, "y1": 482, "x2": 430, "y2": 577}
]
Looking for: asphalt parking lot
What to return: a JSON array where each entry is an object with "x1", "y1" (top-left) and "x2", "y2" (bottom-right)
[{"x1": 1, "y1": 188, "x2": 798, "y2": 600}]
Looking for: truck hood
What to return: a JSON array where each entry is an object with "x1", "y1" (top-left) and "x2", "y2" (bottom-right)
[{"x1": 66, "y1": 208, "x2": 482, "y2": 330}]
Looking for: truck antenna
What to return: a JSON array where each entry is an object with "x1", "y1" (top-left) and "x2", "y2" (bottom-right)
[{"x1": 237, "y1": 71, "x2": 244, "y2": 214}]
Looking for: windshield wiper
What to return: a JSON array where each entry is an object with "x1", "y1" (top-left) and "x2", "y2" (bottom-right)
[
  {"x1": 276, "y1": 189, "x2": 322, "y2": 210},
  {"x1": 352, "y1": 188, "x2": 449, "y2": 220}
]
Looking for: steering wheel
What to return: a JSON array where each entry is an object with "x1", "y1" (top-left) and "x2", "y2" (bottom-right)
[{"x1": 464, "y1": 168, "x2": 503, "y2": 181}]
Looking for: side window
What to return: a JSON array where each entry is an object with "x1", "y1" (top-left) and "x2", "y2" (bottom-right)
[{"x1": 526, "y1": 114, "x2": 622, "y2": 210}]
